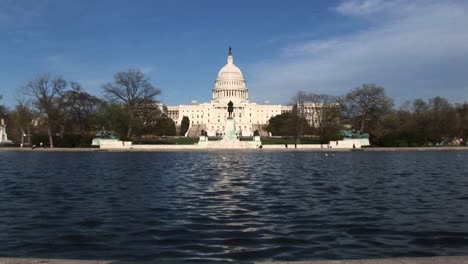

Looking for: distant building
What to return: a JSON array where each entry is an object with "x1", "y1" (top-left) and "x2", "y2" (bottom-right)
[
  {"x1": 167, "y1": 48, "x2": 292, "y2": 136},
  {"x1": 165, "y1": 48, "x2": 340, "y2": 137},
  {"x1": 297, "y1": 102, "x2": 340, "y2": 127}
]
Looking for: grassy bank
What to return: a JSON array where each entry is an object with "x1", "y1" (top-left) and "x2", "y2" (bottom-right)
[
  {"x1": 261, "y1": 137, "x2": 322, "y2": 145},
  {"x1": 131, "y1": 137, "x2": 199, "y2": 145}
]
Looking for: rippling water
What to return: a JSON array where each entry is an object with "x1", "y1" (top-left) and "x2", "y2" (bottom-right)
[{"x1": 1, "y1": 150, "x2": 468, "y2": 262}]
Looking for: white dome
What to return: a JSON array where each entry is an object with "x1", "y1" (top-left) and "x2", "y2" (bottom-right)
[
  {"x1": 212, "y1": 47, "x2": 249, "y2": 102},
  {"x1": 217, "y1": 61, "x2": 244, "y2": 81}
]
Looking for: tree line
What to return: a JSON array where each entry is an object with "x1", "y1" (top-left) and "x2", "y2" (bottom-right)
[
  {"x1": 2, "y1": 78, "x2": 467, "y2": 147},
  {"x1": 267, "y1": 84, "x2": 468, "y2": 147},
  {"x1": 0, "y1": 69, "x2": 176, "y2": 147}
]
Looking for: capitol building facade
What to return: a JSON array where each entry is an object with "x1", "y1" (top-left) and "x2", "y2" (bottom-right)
[{"x1": 167, "y1": 48, "x2": 292, "y2": 136}]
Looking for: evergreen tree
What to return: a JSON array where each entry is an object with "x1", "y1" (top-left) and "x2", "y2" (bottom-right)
[{"x1": 180, "y1": 116, "x2": 190, "y2": 136}]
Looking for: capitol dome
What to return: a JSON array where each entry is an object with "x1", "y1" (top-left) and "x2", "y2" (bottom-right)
[{"x1": 212, "y1": 47, "x2": 249, "y2": 102}]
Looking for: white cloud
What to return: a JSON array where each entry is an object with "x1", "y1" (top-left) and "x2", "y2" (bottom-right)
[
  {"x1": 336, "y1": 0, "x2": 393, "y2": 15},
  {"x1": 140, "y1": 66, "x2": 154, "y2": 75},
  {"x1": 334, "y1": 0, "x2": 424, "y2": 18},
  {"x1": 248, "y1": 0, "x2": 468, "y2": 105}
]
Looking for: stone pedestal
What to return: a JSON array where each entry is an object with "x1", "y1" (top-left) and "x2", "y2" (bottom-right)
[
  {"x1": 201, "y1": 117, "x2": 262, "y2": 149},
  {"x1": 92, "y1": 138, "x2": 119, "y2": 146},
  {"x1": 223, "y1": 118, "x2": 237, "y2": 141}
]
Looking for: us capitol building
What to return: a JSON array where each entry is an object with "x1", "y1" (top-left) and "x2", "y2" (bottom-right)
[{"x1": 167, "y1": 48, "x2": 292, "y2": 137}]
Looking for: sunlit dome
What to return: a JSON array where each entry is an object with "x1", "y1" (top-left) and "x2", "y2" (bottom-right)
[
  {"x1": 212, "y1": 47, "x2": 249, "y2": 102},
  {"x1": 216, "y1": 53, "x2": 244, "y2": 81}
]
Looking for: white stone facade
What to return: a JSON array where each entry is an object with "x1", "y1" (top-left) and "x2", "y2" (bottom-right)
[
  {"x1": 0, "y1": 119, "x2": 6, "y2": 141},
  {"x1": 299, "y1": 102, "x2": 340, "y2": 127},
  {"x1": 167, "y1": 48, "x2": 292, "y2": 136},
  {"x1": 0, "y1": 118, "x2": 12, "y2": 144}
]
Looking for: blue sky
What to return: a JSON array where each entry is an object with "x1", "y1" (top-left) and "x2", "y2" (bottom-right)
[{"x1": 1, "y1": 0, "x2": 467, "y2": 107}]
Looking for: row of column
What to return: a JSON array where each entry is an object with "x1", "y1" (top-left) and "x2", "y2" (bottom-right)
[{"x1": 213, "y1": 89, "x2": 247, "y2": 99}]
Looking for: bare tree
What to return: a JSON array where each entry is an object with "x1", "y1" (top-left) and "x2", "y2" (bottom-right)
[
  {"x1": 103, "y1": 69, "x2": 161, "y2": 138},
  {"x1": 132, "y1": 101, "x2": 162, "y2": 138},
  {"x1": 456, "y1": 102, "x2": 468, "y2": 139},
  {"x1": 291, "y1": 92, "x2": 341, "y2": 143},
  {"x1": 62, "y1": 82, "x2": 102, "y2": 135},
  {"x1": 11, "y1": 100, "x2": 35, "y2": 146},
  {"x1": 306, "y1": 93, "x2": 341, "y2": 142},
  {"x1": 341, "y1": 84, "x2": 393, "y2": 133},
  {"x1": 291, "y1": 91, "x2": 309, "y2": 146},
  {"x1": 22, "y1": 74, "x2": 67, "y2": 147}
]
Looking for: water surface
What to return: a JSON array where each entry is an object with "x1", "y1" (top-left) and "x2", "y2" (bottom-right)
[{"x1": 1, "y1": 151, "x2": 468, "y2": 262}]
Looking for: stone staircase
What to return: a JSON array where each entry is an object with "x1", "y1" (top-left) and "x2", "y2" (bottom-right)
[
  {"x1": 251, "y1": 124, "x2": 269, "y2": 137},
  {"x1": 186, "y1": 124, "x2": 206, "y2": 137}
]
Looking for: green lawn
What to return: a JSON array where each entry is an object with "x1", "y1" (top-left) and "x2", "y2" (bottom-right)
[
  {"x1": 261, "y1": 137, "x2": 323, "y2": 145},
  {"x1": 132, "y1": 137, "x2": 199, "y2": 145},
  {"x1": 132, "y1": 136, "x2": 328, "y2": 145}
]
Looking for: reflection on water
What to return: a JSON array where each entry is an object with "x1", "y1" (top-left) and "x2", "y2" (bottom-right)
[{"x1": 1, "y1": 151, "x2": 468, "y2": 262}]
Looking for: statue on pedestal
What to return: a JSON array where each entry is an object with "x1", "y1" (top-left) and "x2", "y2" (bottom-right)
[
  {"x1": 91, "y1": 127, "x2": 119, "y2": 146},
  {"x1": 94, "y1": 127, "x2": 119, "y2": 139},
  {"x1": 0, "y1": 118, "x2": 5, "y2": 142},
  {"x1": 227, "y1": 100, "x2": 234, "y2": 118},
  {"x1": 0, "y1": 118, "x2": 12, "y2": 144}
]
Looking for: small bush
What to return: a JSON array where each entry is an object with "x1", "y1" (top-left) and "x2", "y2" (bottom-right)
[{"x1": 30, "y1": 134, "x2": 94, "y2": 147}]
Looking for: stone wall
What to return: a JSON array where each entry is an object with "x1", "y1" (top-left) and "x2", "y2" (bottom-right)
[{"x1": 100, "y1": 139, "x2": 363, "y2": 150}]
